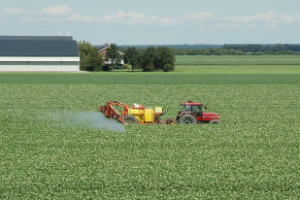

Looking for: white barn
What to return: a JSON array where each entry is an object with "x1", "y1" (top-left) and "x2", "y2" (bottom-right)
[{"x1": 0, "y1": 36, "x2": 79, "y2": 72}]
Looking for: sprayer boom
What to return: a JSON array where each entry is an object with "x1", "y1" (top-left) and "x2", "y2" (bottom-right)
[
  {"x1": 98, "y1": 101, "x2": 128, "y2": 123},
  {"x1": 99, "y1": 101, "x2": 167, "y2": 124}
]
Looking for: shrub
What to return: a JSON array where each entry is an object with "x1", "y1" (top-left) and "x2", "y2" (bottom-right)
[
  {"x1": 163, "y1": 63, "x2": 174, "y2": 72},
  {"x1": 78, "y1": 41, "x2": 103, "y2": 71}
]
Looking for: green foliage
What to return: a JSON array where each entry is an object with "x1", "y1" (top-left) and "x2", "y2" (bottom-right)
[
  {"x1": 77, "y1": 41, "x2": 103, "y2": 71},
  {"x1": 0, "y1": 71, "x2": 300, "y2": 199},
  {"x1": 224, "y1": 44, "x2": 300, "y2": 54},
  {"x1": 105, "y1": 43, "x2": 122, "y2": 67},
  {"x1": 119, "y1": 44, "x2": 300, "y2": 56},
  {"x1": 102, "y1": 64, "x2": 112, "y2": 71},
  {"x1": 141, "y1": 46, "x2": 175, "y2": 72},
  {"x1": 172, "y1": 44, "x2": 300, "y2": 55},
  {"x1": 141, "y1": 47, "x2": 158, "y2": 71},
  {"x1": 163, "y1": 63, "x2": 174, "y2": 72},
  {"x1": 157, "y1": 47, "x2": 175, "y2": 71},
  {"x1": 123, "y1": 64, "x2": 130, "y2": 70},
  {"x1": 124, "y1": 47, "x2": 142, "y2": 71}
]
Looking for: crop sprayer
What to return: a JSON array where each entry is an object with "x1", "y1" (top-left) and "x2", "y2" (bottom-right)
[{"x1": 99, "y1": 100, "x2": 220, "y2": 125}]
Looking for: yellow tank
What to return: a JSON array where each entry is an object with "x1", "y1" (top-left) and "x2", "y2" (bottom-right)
[
  {"x1": 144, "y1": 108, "x2": 155, "y2": 122},
  {"x1": 154, "y1": 107, "x2": 163, "y2": 114},
  {"x1": 128, "y1": 107, "x2": 155, "y2": 123},
  {"x1": 128, "y1": 108, "x2": 144, "y2": 122},
  {"x1": 128, "y1": 108, "x2": 143, "y2": 115}
]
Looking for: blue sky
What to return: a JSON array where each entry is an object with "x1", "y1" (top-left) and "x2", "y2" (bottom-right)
[{"x1": 1, "y1": 0, "x2": 300, "y2": 45}]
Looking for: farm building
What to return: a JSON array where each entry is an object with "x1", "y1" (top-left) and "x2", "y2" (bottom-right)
[
  {"x1": 0, "y1": 36, "x2": 79, "y2": 72},
  {"x1": 99, "y1": 43, "x2": 124, "y2": 66}
]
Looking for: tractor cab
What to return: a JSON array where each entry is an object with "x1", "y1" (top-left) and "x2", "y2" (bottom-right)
[
  {"x1": 181, "y1": 102, "x2": 203, "y2": 116},
  {"x1": 176, "y1": 100, "x2": 220, "y2": 124}
]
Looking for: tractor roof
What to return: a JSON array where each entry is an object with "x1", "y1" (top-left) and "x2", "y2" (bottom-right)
[{"x1": 181, "y1": 102, "x2": 202, "y2": 106}]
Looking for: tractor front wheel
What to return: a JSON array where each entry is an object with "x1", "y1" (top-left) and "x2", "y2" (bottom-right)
[
  {"x1": 179, "y1": 114, "x2": 197, "y2": 124},
  {"x1": 123, "y1": 115, "x2": 138, "y2": 124}
]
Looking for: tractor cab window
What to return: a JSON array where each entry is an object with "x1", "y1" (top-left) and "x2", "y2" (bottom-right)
[
  {"x1": 191, "y1": 105, "x2": 202, "y2": 116},
  {"x1": 183, "y1": 105, "x2": 191, "y2": 111}
]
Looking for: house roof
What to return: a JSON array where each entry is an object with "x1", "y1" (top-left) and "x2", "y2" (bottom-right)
[
  {"x1": 99, "y1": 43, "x2": 124, "y2": 56},
  {"x1": 0, "y1": 36, "x2": 79, "y2": 56}
]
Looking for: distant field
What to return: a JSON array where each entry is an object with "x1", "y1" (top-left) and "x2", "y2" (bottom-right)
[
  {"x1": 175, "y1": 65, "x2": 300, "y2": 74},
  {"x1": 175, "y1": 55, "x2": 300, "y2": 74},
  {"x1": 176, "y1": 55, "x2": 300, "y2": 65}
]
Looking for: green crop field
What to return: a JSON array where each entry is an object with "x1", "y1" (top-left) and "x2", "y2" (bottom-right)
[
  {"x1": 176, "y1": 55, "x2": 300, "y2": 65},
  {"x1": 1, "y1": 56, "x2": 300, "y2": 199},
  {"x1": 175, "y1": 55, "x2": 300, "y2": 74}
]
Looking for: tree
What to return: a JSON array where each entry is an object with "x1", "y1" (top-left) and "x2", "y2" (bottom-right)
[
  {"x1": 156, "y1": 47, "x2": 175, "y2": 71},
  {"x1": 77, "y1": 41, "x2": 103, "y2": 71},
  {"x1": 141, "y1": 46, "x2": 175, "y2": 72},
  {"x1": 141, "y1": 47, "x2": 158, "y2": 71},
  {"x1": 124, "y1": 47, "x2": 142, "y2": 72},
  {"x1": 105, "y1": 43, "x2": 122, "y2": 68}
]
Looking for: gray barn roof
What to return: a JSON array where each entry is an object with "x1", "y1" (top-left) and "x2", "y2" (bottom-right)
[{"x1": 0, "y1": 36, "x2": 79, "y2": 56}]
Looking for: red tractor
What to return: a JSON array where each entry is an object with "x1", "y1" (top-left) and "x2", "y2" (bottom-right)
[{"x1": 176, "y1": 100, "x2": 220, "y2": 124}]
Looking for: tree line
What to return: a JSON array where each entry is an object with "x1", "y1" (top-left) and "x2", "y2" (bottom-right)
[
  {"x1": 171, "y1": 44, "x2": 300, "y2": 55},
  {"x1": 78, "y1": 41, "x2": 300, "y2": 71},
  {"x1": 124, "y1": 46, "x2": 175, "y2": 72},
  {"x1": 78, "y1": 41, "x2": 175, "y2": 72},
  {"x1": 223, "y1": 44, "x2": 300, "y2": 54}
]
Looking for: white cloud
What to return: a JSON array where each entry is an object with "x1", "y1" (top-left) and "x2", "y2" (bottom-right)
[
  {"x1": 1, "y1": 7, "x2": 27, "y2": 15},
  {"x1": 6, "y1": 6, "x2": 300, "y2": 31},
  {"x1": 260, "y1": 11, "x2": 277, "y2": 24},
  {"x1": 40, "y1": 5, "x2": 72, "y2": 16},
  {"x1": 68, "y1": 14, "x2": 96, "y2": 22},
  {"x1": 102, "y1": 11, "x2": 177, "y2": 25},
  {"x1": 183, "y1": 12, "x2": 212, "y2": 21},
  {"x1": 281, "y1": 14, "x2": 294, "y2": 24},
  {"x1": 223, "y1": 11, "x2": 277, "y2": 25},
  {"x1": 21, "y1": 10, "x2": 177, "y2": 25},
  {"x1": 102, "y1": 11, "x2": 150, "y2": 24},
  {"x1": 280, "y1": 14, "x2": 300, "y2": 24},
  {"x1": 159, "y1": 17, "x2": 178, "y2": 25}
]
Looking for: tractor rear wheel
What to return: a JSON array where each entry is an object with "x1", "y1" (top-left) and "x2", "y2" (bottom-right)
[
  {"x1": 209, "y1": 120, "x2": 221, "y2": 124},
  {"x1": 123, "y1": 115, "x2": 138, "y2": 124},
  {"x1": 179, "y1": 114, "x2": 197, "y2": 124}
]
